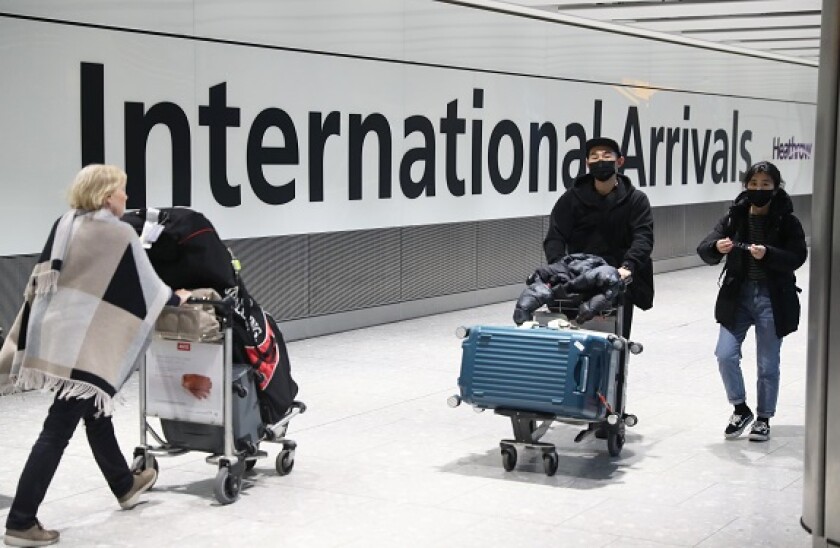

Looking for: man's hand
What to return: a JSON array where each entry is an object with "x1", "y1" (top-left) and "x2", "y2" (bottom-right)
[
  {"x1": 617, "y1": 267, "x2": 632, "y2": 280},
  {"x1": 750, "y1": 244, "x2": 767, "y2": 260}
]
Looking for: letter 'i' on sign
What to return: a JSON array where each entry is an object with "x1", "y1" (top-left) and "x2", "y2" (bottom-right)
[{"x1": 81, "y1": 62, "x2": 193, "y2": 209}]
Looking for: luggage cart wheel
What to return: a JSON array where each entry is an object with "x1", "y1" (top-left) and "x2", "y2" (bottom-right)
[
  {"x1": 542, "y1": 452, "x2": 559, "y2": 476},
  {"x1": 276, "y1": 449, "x2": 295, "y2": 476},
  {"x1": 607, "y1": 430, "x2": 625, "y2": 457},
  {"x1": 214, "y1": 466, "x2": 241, "y2": 504},
  {"x1": 130, "y1": 454, "x2": 159, "y2": 489},
  {"x1": 500, "y1": 445, "x2": 517, "y2": 472}
]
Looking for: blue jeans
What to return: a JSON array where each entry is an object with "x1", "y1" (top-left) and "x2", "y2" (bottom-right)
[
  {"x1": 5, "y1": 394, "x2": 134, "y2": 530},
  {"x1": 714, "y1": 280, "x2": 783, "y2": 418}
]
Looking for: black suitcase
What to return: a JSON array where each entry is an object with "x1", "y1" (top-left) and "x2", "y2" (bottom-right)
[
  {"x1": 122, "y1": 207, "x2": 236, "y2": 293},
  {"x1": 160, "y1": 364, "x2": 263, "y2": 454}
]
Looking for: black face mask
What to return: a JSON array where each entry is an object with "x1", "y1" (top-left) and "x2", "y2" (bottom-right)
[
  {"x1": 590, "y1": 160, "x2": 616, "y2": 182},
  {"x1": 746, "y1": 189, "x2": 774, "y2": 207}
]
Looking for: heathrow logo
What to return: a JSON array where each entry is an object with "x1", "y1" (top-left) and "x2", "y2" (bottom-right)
[{"x1": 772, "y1": 136, "x2": 812, "y2": 160}]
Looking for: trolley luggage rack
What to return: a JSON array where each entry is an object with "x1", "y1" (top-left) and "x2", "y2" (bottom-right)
[
  {"x1": 132, "y1": 297, "x2": 306, "y2": 504},
  {"x1": 449, "y1": 299, "x2": 642, "y2": 476}
]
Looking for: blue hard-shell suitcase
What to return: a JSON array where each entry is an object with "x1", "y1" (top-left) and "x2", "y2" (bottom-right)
[
  {"x1": 451, "y1": 319, "x2": 641, "y2": 474},
  {"x1": 457, "y1": 325, "x2": 621, "y2": 421}
]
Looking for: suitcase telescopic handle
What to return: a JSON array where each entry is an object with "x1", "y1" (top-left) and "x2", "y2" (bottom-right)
[{"x1": 574, "y1": 355, "x2": 590, "y2": 393}]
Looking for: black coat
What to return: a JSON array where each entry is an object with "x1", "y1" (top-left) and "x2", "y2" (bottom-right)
[
  {"x1": 544, "y1": 173, "x2": 654, "y2": 310},
  {"x1": 696, "y1": 189, "x2": 807, "y2": 338}
]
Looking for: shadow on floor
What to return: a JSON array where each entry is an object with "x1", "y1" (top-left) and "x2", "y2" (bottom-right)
[{"x1": 439, "y1": 426, "x2": 646, "y2": 486}]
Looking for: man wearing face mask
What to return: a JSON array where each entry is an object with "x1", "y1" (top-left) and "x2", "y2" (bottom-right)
[
  {"x1": 697, "y1": 161, "x2": 807, "y2": 442},
  {"x1": 544, "y1": 137, "x2": 654, "y2": 338}
]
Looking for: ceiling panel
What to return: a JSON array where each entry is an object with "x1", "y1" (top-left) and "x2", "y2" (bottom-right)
[{"x1": 500, "y1": 0, "x2": 823, "y2": 63}]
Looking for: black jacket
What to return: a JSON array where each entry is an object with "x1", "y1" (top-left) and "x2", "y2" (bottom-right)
[
  {"x1": 514, "y1": 253, "x2": 624, "y2": 325},
  {"x1": 696, "y1": 189, "x2": 807, "y2": 338},
  {"x1": 544, "y1": 173, "x2": 654, "y2": 310}
]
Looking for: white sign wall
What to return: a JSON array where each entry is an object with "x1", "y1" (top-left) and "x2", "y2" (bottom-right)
[{"x1": 0, "y1": 18, "x2": 816, "y2": 255}]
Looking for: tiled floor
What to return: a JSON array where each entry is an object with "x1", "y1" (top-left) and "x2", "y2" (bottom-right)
[{"x1": 0, "y1": 262, "x2": 813, "y2": 547}]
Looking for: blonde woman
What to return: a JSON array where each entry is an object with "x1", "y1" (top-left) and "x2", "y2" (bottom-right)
[{"x1": 0, "y1": 165, "x2": 190, "y2": 547}]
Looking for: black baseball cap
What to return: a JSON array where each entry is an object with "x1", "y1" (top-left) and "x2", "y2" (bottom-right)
[{"x1": 585, "y1": 137, "x2": 622, "y2": 158}]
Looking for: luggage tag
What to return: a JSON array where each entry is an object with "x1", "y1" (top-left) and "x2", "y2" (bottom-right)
[
  {"x1": 546, "y1": 317, "x2": 573, "y2": 330},
  {"x1": 140, "y1": 208, "x2": 165, "y2": 249},
  {"x1": 517, "y1": 320, "x2": 540, "y2": 329}
]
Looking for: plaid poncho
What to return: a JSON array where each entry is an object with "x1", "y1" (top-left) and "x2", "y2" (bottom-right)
[{"x1": 0, "y1": 208, "x2": 170, "y2": 415}]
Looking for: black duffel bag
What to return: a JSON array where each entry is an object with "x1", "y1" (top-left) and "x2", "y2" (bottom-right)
[
  {"x1": 122, "y1": 207, "x2": 236, "y2": 293},
  {"x1": 228, "y1": 277, "x2": 299, "y2": 424}
]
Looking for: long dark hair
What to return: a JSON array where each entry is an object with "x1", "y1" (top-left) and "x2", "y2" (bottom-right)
[{"x1": 742, "y1": 161, "x2": 784, "y2": 189}]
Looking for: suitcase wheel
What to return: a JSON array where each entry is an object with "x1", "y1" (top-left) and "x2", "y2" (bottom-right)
[
  {"x1": 214, "y1": 466, "x2": 242, "y2": 504},
  {"x1": 607, "y1": 429, "x2": 625, "y2": 457},
  {"x1": 542, "y1": 452, "x2": 559, "y2": 476},
  {"x1": 624, "y1": 414, "x2": 638, "y2": 428},
  {"x1": 276, "y1": 449, "x2": 295, "y2": 476},
  {"x1": 500, "y1": 446, "x2": 517, "y2": 472}
]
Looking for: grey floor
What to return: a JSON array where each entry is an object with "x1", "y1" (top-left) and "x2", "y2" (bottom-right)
[{"x1": 0, "y1": 262, "x2": 812, "y2": 547}]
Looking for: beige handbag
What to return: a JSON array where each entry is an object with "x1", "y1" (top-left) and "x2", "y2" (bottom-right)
[{"x1": 155, "y1": 288, "x2": 223, "y2": 342}]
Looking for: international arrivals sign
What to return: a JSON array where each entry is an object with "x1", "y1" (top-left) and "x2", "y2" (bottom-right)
[{"x1": 0, "y1": 19, "x2": 816, "y2": 255}]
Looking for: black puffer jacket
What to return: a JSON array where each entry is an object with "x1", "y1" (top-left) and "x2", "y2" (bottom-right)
[
  {"x1": 544, "y1": 173, "x2": 654, "y2": 310},
  {"x1": 696, "y1": 189, "x2": 807, "y2": 338},
  {"x1": 513, "y1": 254, "x2": 624, "y2": 325}
]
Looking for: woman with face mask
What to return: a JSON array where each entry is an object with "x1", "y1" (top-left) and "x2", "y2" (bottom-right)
[{"x1": 697, "y1": 161, "x2": 807, "y2": 442}]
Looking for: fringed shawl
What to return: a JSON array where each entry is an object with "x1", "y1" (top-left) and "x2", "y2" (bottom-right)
[{"x1": 0, "y1": 209, "x2": 170, "y2": 415}]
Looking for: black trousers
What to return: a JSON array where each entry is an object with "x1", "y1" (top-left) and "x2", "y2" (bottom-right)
[{"x1": 5, "y1": 394, "x2": 133, "y2": 530}]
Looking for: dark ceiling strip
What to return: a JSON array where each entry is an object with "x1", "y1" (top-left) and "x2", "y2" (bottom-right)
[
  {"x1": 614, "y1": 11, "x2": 820, "y2": 24},
  {"x1": 549, "y1": 0, "x2": 777, "y2": 10},
  {"x1": 732, "y1": 36, "x2": 823, "y2": 42},
  {"x1": 684, "y1": 25, "x2": 821, "y2": 34}
]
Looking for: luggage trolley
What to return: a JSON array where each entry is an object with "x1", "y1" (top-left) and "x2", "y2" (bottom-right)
[
  {"x1": 132, "y1": 297, "x2": 306, "y2": 504},
  {"x1": 448, "y1": 296, "x2": 642, "y2": 476}
]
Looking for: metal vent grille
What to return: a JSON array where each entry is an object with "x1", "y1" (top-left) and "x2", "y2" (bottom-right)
[
  {"x1": 226, "y1": 235, "x2": 309, "y2": 321},
  {"x1": 400, "y1": 222, "x2": 477, "y2": 300},
  {"x1": 791, "y1": 195, "x2": 812, "y2": 237},
  {"x1": 476, "y1": 216, "x2": 545, "y2": 287},
  {"x1": 472, "y1": 330, "x2": 570, "y2": 401},
  {"x1": 308, "y1": 228, "x2": 402, "y2": 314},
  {"x1": 684, "y1": 201, "x2": 730, "y2": 255},
  {"x1": 651, "y1": 205, "x2": 686, "y2": 260},
  {"x1": 0, "y1": 255, "x2": 37, "y2": 330}
]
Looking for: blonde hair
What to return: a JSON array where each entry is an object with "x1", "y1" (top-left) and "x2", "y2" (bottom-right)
[{"x1": 68, "y1": 164, "x2": 127, "y2": 211}]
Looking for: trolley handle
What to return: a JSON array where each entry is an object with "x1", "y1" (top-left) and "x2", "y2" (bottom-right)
[{"x1": 185, "y1": 295, "x2": 236, "y2": 321}]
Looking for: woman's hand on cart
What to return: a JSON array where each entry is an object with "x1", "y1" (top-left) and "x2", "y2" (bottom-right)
[{"x1": 175, "y1": 289, "x2": 193, "y2": 305}]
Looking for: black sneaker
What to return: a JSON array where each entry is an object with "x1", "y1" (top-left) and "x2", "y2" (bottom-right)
[
  {"x1": 724, "y1": 411, "x2": 754, "y2": 439},
  {"x1": 748, "y1": 420, "x2": 770, "y2": 442}
]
